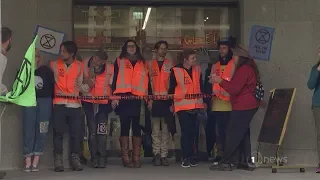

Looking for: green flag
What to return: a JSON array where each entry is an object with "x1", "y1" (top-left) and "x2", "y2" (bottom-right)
[{"x1": 0, "y1": 36, "x2": 38, "y2": 106}]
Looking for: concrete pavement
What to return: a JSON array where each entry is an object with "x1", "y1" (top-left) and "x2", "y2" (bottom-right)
[{"x1": 3, "y1": 163, "x2": 319, "y2": 180}]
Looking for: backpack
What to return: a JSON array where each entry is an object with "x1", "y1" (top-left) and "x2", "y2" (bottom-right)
[{"x1": 255, "y1": 81, "x2": 264, "y2": 101}]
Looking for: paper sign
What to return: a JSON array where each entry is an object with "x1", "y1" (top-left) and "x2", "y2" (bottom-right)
[
  {"x1": 249, "y1": 25, "x2": 275, "y2": 61},
  {"x1": 34, "y1": 25, "x2": 65, "y2": 55}
]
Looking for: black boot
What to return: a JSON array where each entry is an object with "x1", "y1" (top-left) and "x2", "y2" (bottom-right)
[
  {"x1": 71, "y1": 153, "x2": 84, "y2": 171},
  {"x1": 54, "y1": 153, "x2": 64, "y2": 172}
]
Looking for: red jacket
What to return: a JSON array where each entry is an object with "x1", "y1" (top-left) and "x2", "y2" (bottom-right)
[{"x1": 220, "y1": 64, "x2": 259, "y2": 110}]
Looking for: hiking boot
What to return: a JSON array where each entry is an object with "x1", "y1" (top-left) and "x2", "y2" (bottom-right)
[
  {"x1": 153, "y1": 154, "x2": 161, "y2": 166},
  {"x1": 54, "y1": 154, "x2": 64, "y2": 172},
  {"x1": 161, "y1": 157, "x2": 169, "y2": 166},
  {"x1": 132, "y1": 137, "x2": 142, "y2": 168},
  {"x1": 0, "y1": 171, "x2": 6, "y2": 179},
  {"x1": 91, "y1": 156, "x2": 99, "y2": 168},
  {"x1": 99, "y1": 157, "x2": 106, "y2": 168},
  {"x1": 71, "y1": 153, "x2": 84, "y2": 171},
  {"x1": 119, "y1": 136, "x2": 134, "y2": 168}
]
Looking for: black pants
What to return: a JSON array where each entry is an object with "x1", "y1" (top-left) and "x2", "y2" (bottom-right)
[
  {"x1": 53, "y1": 105, "x2": 82, "y2": 154},
  {"x1": 120, "y1": 115, "x2": 141, "y2": 137},
  {"x1": 177, "y1": 111, "x2": 198, "y2": 159},
  {"x1": 222, "y1": 108, "x2": 258, "y2": 164},
  {"x1": 205, "y1": 111, "x2": 216, "y2": 157},
  {"x1": 82, "y1": 101, "x2": 110, "y2": 158},
  {"x1": 213, "y1": 111, "x2": 230, "y2": 153}
]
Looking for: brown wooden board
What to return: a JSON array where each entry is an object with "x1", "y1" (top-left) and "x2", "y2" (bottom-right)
[{"x1": 258, "y1": 88, "x2": 296, "y2": 145}]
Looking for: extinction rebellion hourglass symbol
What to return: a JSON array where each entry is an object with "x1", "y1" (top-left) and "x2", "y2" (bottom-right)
[{"x1": 11, "y1": 58, "x2": 32, "y2": 96}]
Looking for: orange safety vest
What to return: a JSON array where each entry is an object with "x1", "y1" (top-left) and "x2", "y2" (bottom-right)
[
  {"x1": 113, "y1": 58, "x2": 148, "y2": 96},
  {"x1": 148, "y1": 59, "x2": 173, "y2": 95},
  {"x1": 172, "y1": 66, "x2": 204, "y2": 113},
  {"x1": 50, "y1": 59, "x2": 82, "y2": 104},
  {"x1": 211, "y1": 59, "x2": 235, "y2": 101},
  {"x1": 82, "y1": 58, "x2": 114, "y2": 104}
]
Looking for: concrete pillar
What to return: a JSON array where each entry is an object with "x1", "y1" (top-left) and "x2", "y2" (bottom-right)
[{"x1": 220, "y1": 7, "x2": 229, "y2": 39}]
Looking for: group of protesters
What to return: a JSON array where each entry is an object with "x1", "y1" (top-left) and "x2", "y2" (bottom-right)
[{"x1": 0, "y1": 26, "x2": 262, "y2": 177}]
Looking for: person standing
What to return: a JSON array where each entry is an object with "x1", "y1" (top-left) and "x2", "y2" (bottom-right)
[
  {"x1": 208, "y1": 37, "x2": 235, "y2": 163},
  {"x1": 168, "y1": 49, "x2": 205, "y2": 168},
  {"x1": 209, "y1": 45, "x2": 260, "y2": 171},
  {"x1": 22, "y1": 49, "x2": 54, "y2": 172},
  {"x1": 148, "y1": 41, "x2": 173, "y2": 166},
  {"x1": 81, "y1": 49, "x2": 114, "y2": 168},
  {"x1": 111, "y1": 40, "x2": 148, "y2": 168},
  {"x1": 50, "y1": 41, "x2": 89, "y2": 172},
  {"x1": 0, "y1": 26, "x2": 13, "y2": 179},
  {"x1": 307, "y1": 48, "x2": 320, "y2": 173},
  {"x1": 203, "y1": 63, "x2": 216, "y2": 158}
]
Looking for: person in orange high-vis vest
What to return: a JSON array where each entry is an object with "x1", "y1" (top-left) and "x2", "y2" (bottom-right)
[
  {"x1": 147, "y1": 41, "x2": 174, "y2": 166},
  {"x1": 111, "y1": 40, "x2": 149, "y2": 168},
  {"x1": 81, "y1": 49, "x2": 114, "y2": 168},
  {"x1": 50, "y1": 41, "x2": 91, "y2": 172},
  {"x1": 168, "y1": 49, "x2": 205, "y2": 168},
  {"x1": 206, "y1": 37, "x2": 236, "y2": 164}
]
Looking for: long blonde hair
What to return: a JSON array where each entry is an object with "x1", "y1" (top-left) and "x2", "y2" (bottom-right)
[{"x1": 35, "y1": 49, "x2": 42, "y2": 68}]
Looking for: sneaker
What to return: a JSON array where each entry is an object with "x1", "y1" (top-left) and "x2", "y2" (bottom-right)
[
  {"x1": 181, "y1": 159, "x2": 191, "y2": 168},
  {"x1": 31, "y1": 165, "x2": 39, "y2": 172},
  {"x1": 91, "y1": 157, "x2": 99, "y2": 168},
  {"x1": 161, "y1": 157, "x2": 169, "y2": 166},
  {"x1": 316, "y1": 165, "x2": 320, "y2": 173},
  {"x1": 23, "y1": 166, "x2": 32, "y2": 173},
  {"x1": 190, "y1": 158, "x2": 198, "y2": 167},
  {"x1": 153, "y1": 154, "x2": 161, "y2": 166},
  {"x1": 99, "y1": 157, "x2": 106, "y2": 168}
]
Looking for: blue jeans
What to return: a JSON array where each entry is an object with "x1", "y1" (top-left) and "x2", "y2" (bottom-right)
[{"x1": 23, "y1": 97, "x2": 52, "y2": 157}]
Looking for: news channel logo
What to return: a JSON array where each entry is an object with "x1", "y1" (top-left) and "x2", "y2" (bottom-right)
[{"x1": 250, "y1": 151, "x2": 288, "y2": 167}]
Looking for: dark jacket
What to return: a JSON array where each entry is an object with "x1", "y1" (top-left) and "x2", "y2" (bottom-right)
[{"x1": 307, "y1": 64, "x2": 320, "y2": 107}]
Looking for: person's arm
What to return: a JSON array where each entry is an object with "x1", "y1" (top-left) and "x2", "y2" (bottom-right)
[
  {"x1": 168, "y1": 69, "x2": 177, "y2": 95},
  {"x1": 112, "y1": 59, "x2": 119, "y2": 94},
  {"x1": 307, "y1": 65, "x2": 320, "y2": 90},
  {"x1": 219, "y1": 66, "x2": 252, "y2": 96},
  {"x1": 0, "y1": 56, "x2": 8, "y2": 95},
  {"x1": 77, "y1": 64, "x2": 90, "y2": 93}
]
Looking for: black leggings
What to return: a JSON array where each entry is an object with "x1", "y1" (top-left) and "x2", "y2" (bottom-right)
[{"x1": 120, "y1": 115, "x2": 141, "y2": 137}]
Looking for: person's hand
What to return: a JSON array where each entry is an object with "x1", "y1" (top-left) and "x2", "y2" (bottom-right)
[
  {"x1": 169, "y1": 105, "x2": 174, "y2": 113},
  {"x1": 84, "y1": 77, "x2": 94, "y2": 88},
  {"x1": 317, "y1": 64, "x2": 320, "y2": 71},
  {"x1": 209, "y1": 74, "x2": 223, "y2": 84},
  {"x1": 147, "y1": 100, "x2": 153, "y2": 111},
  {"x1": 0, "y1": 85, "x2": 8, "y2": 96},
  {"x1": 111, "y1": 100, "x2": 119, "y2": 109}
]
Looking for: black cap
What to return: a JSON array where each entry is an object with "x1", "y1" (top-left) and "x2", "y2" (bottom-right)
[{"x1": 218, "y1": 36, "x2": 236, "y2": 48}]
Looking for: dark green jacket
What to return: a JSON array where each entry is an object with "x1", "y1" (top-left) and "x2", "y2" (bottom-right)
[{"x1": 307, "y1": 64, "x2": 320, "y2": 107}]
